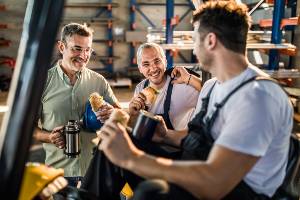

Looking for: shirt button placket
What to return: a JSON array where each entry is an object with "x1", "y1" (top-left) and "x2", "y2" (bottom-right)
[{"x1": 71, "y1": 90, "x2": 75, "y2": 116}]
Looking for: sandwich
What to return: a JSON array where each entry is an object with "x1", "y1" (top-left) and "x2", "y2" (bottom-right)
[
  {"x1": 108, "y1": 109, "x2": 130, "y2": 126},
  {"x1": 141, "y1": 86, "x2": 159, "y2": 107},
  {"x1": 89, "y1": 92, "x2": 104, "y2": 112},
  {"x1": 92, "y1": 109, "x2": 130, "y2": 145}
]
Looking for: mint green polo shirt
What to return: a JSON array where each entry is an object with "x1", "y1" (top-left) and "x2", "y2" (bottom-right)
[{"x1": 41, "y1": 62, "x2": 118, "y2": 177}]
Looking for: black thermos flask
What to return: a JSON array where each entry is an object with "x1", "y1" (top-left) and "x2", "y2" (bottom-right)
[{"x1": 64, "y1": 120, "x2": 80, "y2": 158}]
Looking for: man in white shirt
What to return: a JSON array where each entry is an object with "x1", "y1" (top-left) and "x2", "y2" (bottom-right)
[{"x1": 129, "y1": 42, "x2": 199, "y2": 130}]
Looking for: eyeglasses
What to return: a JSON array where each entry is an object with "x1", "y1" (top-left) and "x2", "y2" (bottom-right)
[
  {"x1": 70, "y1": 46, "x2": 94, "y2": 54},
  {"x1": 67, "y1": 45, "x2": 94, "y2": 55}
]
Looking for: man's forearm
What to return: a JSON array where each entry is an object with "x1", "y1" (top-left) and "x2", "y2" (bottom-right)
[
  {"x1": 189, "y1": 75, "x2": 202, "y2": 91},
  {"x1": 125, "y1": 144, "x2": 259, "y2": 200},
  {"x1": 163, "y1": 129, "x2": 188, "y2": 147},
  {"x1": 126, "y1": 151, "x2": 216, "y2": 199},
  {"x1": 33, "y1": 127, "x2": 50, "y2": 143}
]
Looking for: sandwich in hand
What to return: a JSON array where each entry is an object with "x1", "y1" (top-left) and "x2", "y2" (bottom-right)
[
  {"x1": 89, "y1": 92, "x2": 104, "y2": 112},
  {"x1": 141, "y1": 86, "x2": 159, "y2": 108},
  {"x1": 92, "y1": 109, "x2": 130, "y2": 145},
  {"x1": 108, "y1": 109, "x2": 130, "y2": 126}
]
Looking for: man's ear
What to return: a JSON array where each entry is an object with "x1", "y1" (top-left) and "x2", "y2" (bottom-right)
[
  {"x1": 57, "y1": 41, "x2": 65, "y2": 54},
  {"x1": 205, "y1": 33, "x2": 217, "y2": 50},
  {"x1": 164, "y1": 59, "x2": 167, "y2": 69},
  {"x1": 138, "y1": 66, "x2": 143, "y2": 74}
]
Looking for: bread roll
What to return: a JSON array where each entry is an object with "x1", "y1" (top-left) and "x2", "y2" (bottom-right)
[
  {"x1": 141, "y1": 86, "x2": 159, "y2": 106},
  {"x1": 92, "y1": 109, "x2": 130, "y2": 145},
  {"x1": 89, "y1": 92, "x2": 104, "y2": 112},
  {"x1": 109, "y1": 109, "x2": 130, "y2": 126}
]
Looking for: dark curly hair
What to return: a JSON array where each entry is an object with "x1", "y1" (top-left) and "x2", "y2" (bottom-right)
[{"x1": 192, "y1": 1, "x2": 251, "y2": 54}]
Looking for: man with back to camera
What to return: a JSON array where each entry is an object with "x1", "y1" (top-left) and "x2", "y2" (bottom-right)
[
  {"x1": 83, "y1": 1, "x2": 293, "y2": 199},
  {"x1": 33, "y1": 23, "x2": 121, "y2": 187},
  {"x1": 129, "y1": 42, "x2": 200, "y2": 131}
]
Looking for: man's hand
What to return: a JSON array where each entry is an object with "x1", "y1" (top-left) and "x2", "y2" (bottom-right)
[
  {"x1": 152, "y1": 116, "x2": 168, "y2": 143},
  {"x1": 95, "y1": 103, "x2": 114, "y2": 123},
  {"x1": 171, "y1": 66, "x2": 190, "y2": 84},
  {"x1": 129, "y1": 93, "x2": 147, "y2": 116},
  {"x1": 49, "y1": 126, "x2": 65, "y2": 149},
  {"x1": 38, "y1": 176, "x2": 68, "y2": 200},
  {"x1": 99, "y1": 121, "x2": 142, "y2": 169}
]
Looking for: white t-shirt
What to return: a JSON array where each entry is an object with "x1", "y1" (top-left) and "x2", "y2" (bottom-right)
[
  {"x1": 135, "y1": 76, "x2": 199, "y2": 130},
  {"x1": 193, "y1": 65, "x2": 293, "y2": 197}
]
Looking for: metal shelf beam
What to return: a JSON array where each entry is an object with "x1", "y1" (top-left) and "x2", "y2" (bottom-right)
[
  {"x1": 268, "y1": 0, "x2": 285, "y2": 70},
  {"x1": 129, "y1": 0, "x2": 137, "y2": 66},
  {"x1": 160, "y1": 43, "x2": 296, "y2": 50},
  {"x1": 166, "y1": 0, "x2": 174, "y2": 69},
  {"x1": 65, "y1": 3, "x2": 119, "y2": 8}
]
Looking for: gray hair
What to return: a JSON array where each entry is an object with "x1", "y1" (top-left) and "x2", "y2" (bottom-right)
[
  {"x1": 136, "y1": 42, "x2": 166, "y2": 67},
  {"x1": 61, "y1": 23, "x2": 94, "y2": 43}
]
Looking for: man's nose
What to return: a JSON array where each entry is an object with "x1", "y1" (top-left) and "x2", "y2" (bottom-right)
[
  {"x1": 149, "y1": 62, "x2": 157, "y2": 71},
  {"x1": 79, "y1": 50, "x2": 90, "y2": 58}
]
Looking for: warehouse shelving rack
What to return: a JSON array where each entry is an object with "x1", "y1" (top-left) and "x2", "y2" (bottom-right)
[
  {"x1": 260, "y1": 0, "x2": 299, "y2": 70},
  {"x1": 129, "y1": 0, "x2": 195, "y2": 69},
  {"x1": 0, "y1": 3, "x2": 16, "y2": 91},
  {"x1": 150, "y1": 0, "x2": 299, "y2": 79},
  {"x1": 64, "y1": 1, "x2": 119, "y2": 75}
]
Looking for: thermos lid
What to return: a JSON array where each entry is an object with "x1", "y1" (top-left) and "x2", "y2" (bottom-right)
[{"x1": 65, "y1": 120, "x2": 80, "y2": 132}]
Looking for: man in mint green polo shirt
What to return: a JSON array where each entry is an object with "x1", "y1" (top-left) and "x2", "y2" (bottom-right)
[{"x1": 34, "y1": 23, "x2": 120, "y2": 187}]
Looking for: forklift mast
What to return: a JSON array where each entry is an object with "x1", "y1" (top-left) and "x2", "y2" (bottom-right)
[{"x1": 0, "y1": 0, "x2": 64, "y2": 198}]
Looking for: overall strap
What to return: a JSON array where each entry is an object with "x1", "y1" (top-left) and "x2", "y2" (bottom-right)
[
  {"x1": 200, "y1": 80, "x2": 217, "y2": 114},
  {"x1": 217, "y1": 76, "x2": 276, "y2": 110},
  {"x1": 143, "y1": 79, "x2": 149, "y2": 89},
  {"x1": 142, "y1": 77, "x2": 174, "y2": 129},
  {"x1": 187, "y1": 80, "x2": 217, "y2": 143},
  {"x1": 162, "y1": 78, "x2": 174, "y2": 129},
  {"x1": 206, "y1": 76, "x2": 278, "y2": 134}
]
